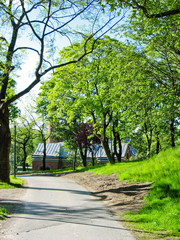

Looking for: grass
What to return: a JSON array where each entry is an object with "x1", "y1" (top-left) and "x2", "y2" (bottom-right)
[
  {"x1": 86, "y1": 146, "x2": 180, "y2": 237},
  {"x1": 30, "y1": 167, "x2": 74, "y2": 174},
  {"x1": 0, "y1": 176, "x2": 24, "y2": 189},
  {"x1": 0, "y1": 208, "x2": 9, "y2": 220}
]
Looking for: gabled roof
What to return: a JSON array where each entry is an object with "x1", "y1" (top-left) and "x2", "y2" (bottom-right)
[
  {"x1": 32, "y1": 142, "x2": 64, "y2": 157},
  {"x1": 87, "y1": 142, "x2": 136, "y2": 159}
]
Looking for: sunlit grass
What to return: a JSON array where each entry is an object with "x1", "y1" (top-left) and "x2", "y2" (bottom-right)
[
  {"x1": 30, "y1": 167, "x2": 74, "y2": 174},
  {"x1": 0, "y1": 176, "x2": 24, "y2": 189},
  {"x1": 0, "y1": 208, "x2": 9, "y2": 219}
]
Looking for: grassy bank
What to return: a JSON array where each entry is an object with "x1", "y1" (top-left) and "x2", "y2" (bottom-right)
[{"x1": 87, "y1": 146, "x2": 180, "y2": 237}]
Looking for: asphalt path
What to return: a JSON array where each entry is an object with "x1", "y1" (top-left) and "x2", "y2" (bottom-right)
[{"x1": 0, "y1": 175, "x2": 136, "y2": 240}]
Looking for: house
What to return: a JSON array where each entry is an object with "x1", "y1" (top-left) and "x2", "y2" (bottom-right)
[
  {"x1": 32, "y1": 141, "x2": 136, "y2": 171},
  {"x1": 87, "y1": 142, "x2": 136, "y2": 163},
  {"x1": 32, "y1": 142, "x2": 68, "y2": 171}
]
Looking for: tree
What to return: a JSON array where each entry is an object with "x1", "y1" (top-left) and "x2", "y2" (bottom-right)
[
  {"x1": 26, "y1": 101, "x2": 51, "y2": 171},
  {"x1": 75, "y1": 122, "x2": 101, "y2": 167},
  {"x1": 33, "y1": 119, "x2": 50, "y2": 171},
  {"x1": 15, "y1": 119, "x2": 35, "y2": 171},
  {"x1": 38, "y1": 37, "x2": 131, "y2": 164},
  {"x1": 102, "y1": 0, "x2": 180, "y2": 18},
  {"x1": 0, "y1": 0, "x2": 125, "y2": 182},
  {"x1": 39, "y1": 33, "x2": 179, "y2": 161},
  {"x1": 120, "y1": 1, "x2": 180, "y2": 148}
]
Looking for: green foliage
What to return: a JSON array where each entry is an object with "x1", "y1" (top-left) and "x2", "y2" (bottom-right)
[
  {"x1": 102, "y1": 0, "x2": 180, "y2": 19},
  {"x1": 10, "y1": 117, "x2": 37, "y2": 170},
  {"x1": 26, "y1": 155, "x2": 32, "y2": 166},
  {"x1": 38, "y1": 35, "x2": 179, "y2": 160}
]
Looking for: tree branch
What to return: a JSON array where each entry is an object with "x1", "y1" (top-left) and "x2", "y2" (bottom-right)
[{"x1": 131, "y1": 0, "x2": 180, "y2": 18}]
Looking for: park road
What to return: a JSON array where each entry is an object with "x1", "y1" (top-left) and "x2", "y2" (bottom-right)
[{"x1": 0, "y1": 175, "x2": 136, "y2": 240}]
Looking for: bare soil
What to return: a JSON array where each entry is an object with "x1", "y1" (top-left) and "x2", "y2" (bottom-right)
[{"x1": 63, "y1": 172, "x2": 152, "y2": 214}]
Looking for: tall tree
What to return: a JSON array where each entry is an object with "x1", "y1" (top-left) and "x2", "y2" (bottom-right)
[
  {"x1": 14, "y1": 119, "x2": 34, "y2": 171},
  {"x1": 38, "y1": 37, "x2": 130, "y2": 164},
  {"x1": 121, "y1": 0, "x2": 180, "y2": 148},
  {"x1": 0, "y1": 0, "x2": 124, "y2": 182}
]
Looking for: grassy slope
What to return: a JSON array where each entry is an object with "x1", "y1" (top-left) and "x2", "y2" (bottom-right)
[
  {"x1": 87, "y1": 146, "x2": 180, "y2": 237},
  {"x1": 0, "y1": 176, "x2": 24, "y2": 219}
]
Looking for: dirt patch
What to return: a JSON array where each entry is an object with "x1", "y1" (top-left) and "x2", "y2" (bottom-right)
[{"x1": 63, "y1": 171, "x2": 152, "y2": 214}]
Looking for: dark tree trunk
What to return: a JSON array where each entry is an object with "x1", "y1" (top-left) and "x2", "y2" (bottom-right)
[
  {"x1": 22, "y1": 144, "x2": 27, "y2": 171},
  {"x1": 170, "y1": 119, "x2": 175, "y2": 147},
  {"x1": 156, "y1": 132, "x2": 160, "y2": 154},
  {"x1": 147, "y1": 141, "x2": 151, "y2": 157},
  {"x1": 113, "y1": 125, "x2": 122, "y2": 162},
  {"x1": 101, "y1": 138, "x2": 115, "y2": 164},
  {"x1": 73, "y1": 149, "x2": 77, "y2": 171},
  {"x1": 144, "y1": 122, "x2": 152, "y2": 157},
  {"x1": 113, "y1": 122, "x2": 122, "y2": 162},
  {"x1": 79, "y1": 144, "x2": 87, "y2": 167},
  {"x1": 0, "y1": 105, "x2": 11, "y2": 183},
  {"x1": 82, "y1": 155, "x2": 87, "y2": 167},
  {"x1": 91, "y1": 151, "x2": 95, "y2": 166},
  {"x1": 42, "y1": 140, "x2": 46, "y2": 170}
]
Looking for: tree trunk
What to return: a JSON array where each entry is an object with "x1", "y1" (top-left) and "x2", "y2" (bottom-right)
[
  {"x1": 0, "y1": 105, "x2": 11, "y2": 183},
  {"x1": 170, "y1": 118, "x2": 175, "y2": 147},
  {"x1": 113, "y1": 131, "x2": 122, "y2": 162},
  {"x1": 42, "y1": 140, "x2": 46, "y2": 170},
  {"x1": 144, "y1": 122, "x2": 152, "y2": 158},
  {"x1": 147, "y1": 141, "x2": 151, "y2": 157},
  {"x1": 101, "y1": 138, "x2": 115, "y2": 164},
  {"x1": 22, "y1": 145, "x2": 27, "y2": 171},
  {"x1": 79, "y1": 144, "x2": 87, "y2": 167},
  {"x1": 156, "y1": 132, "x2": 160, "y2": 154},
  {"x1": 73, "y1": 149, "x2": 77, "y2": 171},
  {"x1": 91, "y1": 150, "x2": 95, "y2": 166}
]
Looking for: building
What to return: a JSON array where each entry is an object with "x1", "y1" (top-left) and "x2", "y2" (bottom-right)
[
  {"x1": 87, "y1": 142, "x2": 136, "y2": 163},
  {"x1": 32, "y1": 142, "x2": 136, "y2": 171},
  {"x1": 32, "y1": 142, "x2": 68, "y2": 171}
]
